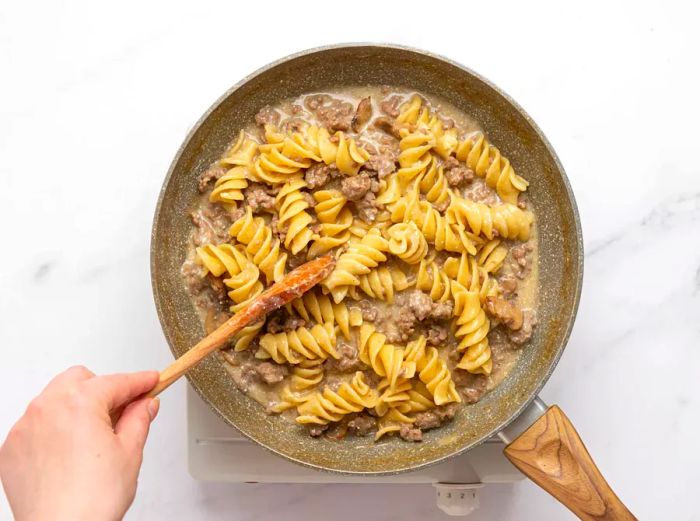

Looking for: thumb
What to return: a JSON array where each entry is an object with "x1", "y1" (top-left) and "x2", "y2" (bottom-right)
[{"x1": 115, "y1": 397, "x2": 159, "y2": 455}]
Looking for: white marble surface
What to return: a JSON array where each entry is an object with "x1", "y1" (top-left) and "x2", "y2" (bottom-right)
[{"x1": 1, "y1": 1, "x2": 698, "y2": 519}]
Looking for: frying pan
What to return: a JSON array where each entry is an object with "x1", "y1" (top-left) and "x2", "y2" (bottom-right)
[{"x1": 151, "y1": 44, "x2": 635, "y2": 519}]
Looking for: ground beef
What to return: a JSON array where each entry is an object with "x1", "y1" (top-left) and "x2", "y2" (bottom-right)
[
  {"x1": 347, "y1": 414, "x2": 376, "y2": 437},
  {"x1": 286, "y1": 252, "x2": 306, "y2": 270},
  {"x1": 431, "y1": 301, "x2": 454, "y2": 321},
  {"x1": 308, "y1": 424, "x2": 329, "y2": 437},
  {"x1": 461, "y1": 179, "x2": 498, "y2": 205},
  {"x1": 414, "y1": 404, "x2": 458, "y2": 430},
  {"x1": 322, "y1": 375, "x2": 343, "y2": 392},
  {"x1": 302, "y1": 191, "x2": 316, "y2": 208},
  {"x1": 279, "y1": 117, "x2": 307, "y2": 134},
  {"x1": 190, "y1": 203, "x2": 233, "y2": 246},
  {"x1": 380, "y1": 95, "x2": 402, "y2": 118},
  {"x1": 426, "y1": 324, "x2": 449, "y2": 347},
  {"x1": 485, "y1": 296, "x2": 523, "y2": 330},
  {"x1": 265, "y1": 310, "x2": 305, "y2": 334},
  {"x1": 399, "y1": 424, "x2": 423, "y2": 442},
  {"x1": 355, "y1": 191, "x2": 379, "y2": 223},
  {"x1": 511, "y1": 243, "x2": 534, "y2": 279},
  {"x1": 407, "y1": 290, "x2": 434, "y2": 321},
  {"x1": 270, "y1": 213, "x2": 286, "y2": 245},
  {"x1": 304, "y1": 163, "x2": 330, "y2": 189},
  {"x1": 255, "y1": 362, "x2": 288, "y2": 384},
  {"x1": 508, "y1": 308, "x2": 537, "y2": 345},
  {"x1": 443, "y1": 157, "x2": 474, "y2": 187},
  {"x1": 352, "y1": 97, "x2": 372, "y2": 132},
  {"x1": 499, "y1": 274, "x2": 518, "y2": 297},
  {"x1": 207, "y1": 274, "x2": 228, "y2": 306},
  {"x1": 341, "y1": 173, "x2": 372, "y2": 201},
  {"x1": 254, "y1": 105, "x2": 280, "y2": 127},
  {"x1": 385, "y1": 308, "x2": 417, "y2": 344},
  {"x1": 357, "y1": 300, "x2": 379, "y2": 322},
  {"x1": 305, "y1": 94, "x2": 354, "y2": 131},
  {"x1": 244, "y1": 183, "x2": 276, "y2": 213},
  {"x1": 452, "y1": 370, "x2": 487, "y2": 404},
  {"x1": 365, "y1": 147, "x2": 398, "y2": 179},
  {"x1": 325, "y1": 342, "x2": 364, "y2": 373},
  {"x1": 198, "y1": 164, "x2": 227, "y2": 192}
]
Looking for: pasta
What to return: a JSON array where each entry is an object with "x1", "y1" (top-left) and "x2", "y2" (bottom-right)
[
  {"x1": 286, "y1": 290, "x2": 362, "y2": 340},
  {"x1": 389, "y1": 192, "x2": 477, "y2": 255},
  {"x1": 349, "y1": 265, "x2": 411, "y2": 303},
  {"x1": 308, "y1": 190, "x2": 352, "y2": 257},
  {"x1": 209, "y1": 166, "x2": 248, "y2": 207},
  {"x1": 443, "y1": 253, "x2": 500, "y2": 302},
  {"x1": 275, "y1": 177, "x2": 315, "y2": 254},
  {"x1": 447, "y1": 195, "x2": 533, "y2": 241},
  {"x1": 451, "y1": 281, "x2": 492, "y2": 375},
  {"x1": 183, "y1": 87, "x2": 540, "y2": 443},
  {"x1": 359, "y1": 324, "x2": 416, "y2": 391},
  {"x1": 455, "y1": 131, "x2": 529, "y2": 205},
  {"x1": 321, "y1": 229, "x2": 390, "y2": 303},
  {"x1": 257, "y1": 322, "x2": 338, "y2": 365},
  {"x1": 415, "y1": 257, "x2": 452, "y2": 303},
  {"x1": 229, "y1": 207, "x2": 287, "y2": 283},
  {"x1": 269, "y1": 359, "x2": 324, "y2": 413},
  {"x1": 404, "y1": 336, "x2": 461, "y2": 405},
  {"x1": 296, "y1": 372, "x2": 377, "y2": 425},
  {"x1": 220, "y1": 131, "x2": 258, "y2": 168},
  {"x1": 387, "y1": 222, "x2": 428, "y2": 265}
]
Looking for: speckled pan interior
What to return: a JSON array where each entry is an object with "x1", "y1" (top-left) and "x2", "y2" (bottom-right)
[{"x1": 150, "y1": 44, "x2": 583, "y2": 475}]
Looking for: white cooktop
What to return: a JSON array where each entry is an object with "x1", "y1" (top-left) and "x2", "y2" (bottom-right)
[{"x1": 187, "y1": 386, "x2": 523, "y2": 515}]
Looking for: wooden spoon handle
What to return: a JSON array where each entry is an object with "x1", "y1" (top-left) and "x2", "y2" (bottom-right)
[
  {"x1": 504, "y1": 405, "x2": 636, "y2": 521},
  {"x1": 147, "y1": 254, "x2": 335, "y2": 398}
]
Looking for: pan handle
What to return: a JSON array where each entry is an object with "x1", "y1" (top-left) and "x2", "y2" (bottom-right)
[{"x1": 499, "y1": 398, "x2": 637, "y2": 521}]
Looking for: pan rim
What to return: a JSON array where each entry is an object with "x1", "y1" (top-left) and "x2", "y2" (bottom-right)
[{"x1": 150, "y1": 42, "x2": 584, "y2": 476}]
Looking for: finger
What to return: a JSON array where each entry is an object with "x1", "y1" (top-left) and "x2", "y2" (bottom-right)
[
  {"x1": 45, "y1": 365, "x2": 95, "y2": 391},
  {"x1": 86, "y1": 371, "x2": 159, "y2": 411},
  {"x1": 115, "y1": 397, "x2": 159, "y2": 454}
]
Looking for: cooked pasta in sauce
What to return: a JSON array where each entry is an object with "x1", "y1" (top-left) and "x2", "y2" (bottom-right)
[{"x1": 181, "y1": 87, "x2": 538, "y2": 441}]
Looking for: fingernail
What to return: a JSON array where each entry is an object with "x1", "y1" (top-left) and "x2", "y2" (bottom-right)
[{"x1": 147, "y1": 397, "x2": 160, "y2": 420}]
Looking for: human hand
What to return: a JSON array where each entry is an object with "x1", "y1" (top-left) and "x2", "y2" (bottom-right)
[{"x1": 0, "y1": 366, "x2": 160, "y2": 521}]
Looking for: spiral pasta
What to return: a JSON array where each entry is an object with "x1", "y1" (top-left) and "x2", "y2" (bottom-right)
[
  {"x1": 308, "y1": 190, "x2": 352, "y2": 257},
  {"x1": 195, "y1": 243, "x2": 263, "y2": 311},
  {"x1": 321, "y1": 229, "x2": 390, "y2": 303},
  {"x1": 387, "y1": 221, "x2": 428, "y2": 265},
  {"x1": 296, "y1": 372, "x2": 377, "y2": 425},
  {"x1": 477, "y1": 239, "x2": 508, "y2": 274},
  {"x1": 195, "y1": 243, "x2": 265, "y2": 350},
  {"x1": 374, "y1": 378, "x2": 413, "y2": 417},
  {"x1": 415, "y1": 257, "x2": 452, "y2": 303},
  {"x1": 229, "y1": 207, "x2": 287, "y2": 283},
  {"x1": 275, "y1": 178, "x2": 315, "y2": 254},
  {"x1": 404, "y1": 336, "x2": 461, "y2": 405},
  {"x1": 417, "y1": 160, "x2": 451, "y2": 209},
  {"x1": 443, "y1": 253, "x2": 500, "y2": 302},
  {"x1": 209, "y1": 166, "x2": 248, "y2": 207},
  {"x1": 286, "y1": 290, "x2": 362, "y2": 340},
  {"x1": 450, "y1": 280, "x2": 492, "y2": 375},
  {"x1": 269, "y1": 359, "x2": 324, "y2": 413},
  {"x1": 389, "y1": 192, "x2": 477, "y2": 255},
  {"x1": 359, "y1": 323, "x2": 416, "y2": 390},
  {"x1": 447, "y1": 196, "x2": 533, "y2": 241},
  {"x1": 220, "y1": 131, "x2": 258, "y2": 168},
  {"x1": 455, "y1": 131, "x2": 529, "y2": 204},
  {"x1": 257, "y1": 322, "x2": 338, "y2": 365},
  {"x1": 349, "y1": 265, "x2": 410, "y2": 303}
]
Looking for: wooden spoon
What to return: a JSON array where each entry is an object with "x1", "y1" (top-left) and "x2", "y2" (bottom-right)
[{"x1": 147, "y1": 254, "x2": 335, "y2": 397}]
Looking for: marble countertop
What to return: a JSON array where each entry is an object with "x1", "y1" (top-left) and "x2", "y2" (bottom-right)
[{"x1": 1, "y1": 2, "x2": 697, "y2": 520}]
